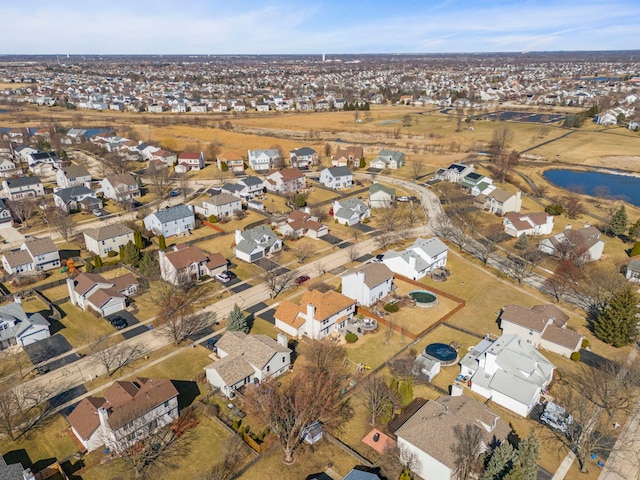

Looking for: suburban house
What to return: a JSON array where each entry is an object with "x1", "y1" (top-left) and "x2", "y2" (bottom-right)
[
  {"x1": 331, "y1": 146, "x2": 364, "y2": 168},
  {"x1": 193, "y1": 193, "x2": 242, "y2": 219},
  {"x1": 150, "y1": 149, "x2": 177, "y2": 166},
  {"x1": 101, "y1": 174, "x2": 140, "y2": 202},
  {"x1": 369, "y1": 183, "x2": 396, "y2": 208},
  {"x1": 0, "y1": 453, "x2": 36, "y2": 480},
  {"x1": 83, "y1": 223, "x2": 134, "y2": 257},
  {"x1": 204, "y1": 331, "x2": 291, "y2": 398},
  {"x1": 275, "y1": 289, "x2": 356, "y2": 340},
  {"x1": 539, "y1": 225, "x2": 604, "y2": 262},
  {"x1": 395, "y1": 395, "x2": 510, "y2": 480},
  {"x1": 0, "y1": 198, "x2": 13, "y2": 227},
  {"x1": 0, "y1": 157, "x2": 17, "y2": 178},
  {"x1": 342, "y1": 469, "x2": 382, "y2": 480},
  {"x1": 382, "y1": 237, "x2": 448, "y2": 280},
  {"x1": 459, "y1": 334, "x2": 555, "y2": 416},
  {"x1": 177, "y1": 151, "x2": 205, "y2": 171},
  {"x1": 67, "y1": 377, "x2": 179, "y2": 453},
  {"x1": 319, "y1": 166, "x2": 353, "y2": 189},
  {"x1": 2, "y1": 176, "x2": 45, "y2": 200},
  {"x1": 2, "y1": 237, "x2": 60, "y2": 274},
  {"x1": 278, "y1": 210, "x2": 328, "y2": 239},
  {"x1": 216, "y1": 151, "x2": 245, "y2": 172},
  {"x1": 159, "y1": 244, "x2": 227, "y2": 284},
  {"x1": 143, "y1": 204, "x2": 196, "y2": 237},
  {"x1": 503, "y1": 212, "x2": 554, "y2": 238},
  {"x1": 67, "y1": 271, "x2": 139, "y2": 316},
  {"x1": 289, "y1": 147, "x2": 320, "y2": 169},
  {"x1": 222, "y1": 176, "x2": 265, "y2": 199},
  {"x1": 0, "y1": 301, "x2": 50, "y2": 350},
  {"x1": 499, "y1": 304, "x2": 583, "y2": 357},
  {"x1": 434, "y1": 163, "x2": 475, "y2": 183},
  {"x1": 26, "y1": 151, "x2": 62, "y2": 175},
  {"x1": 234, "y1": 225, "x2": 283, "y2": 263},
  {"x1": 369, "y1": 149, "x2": 405, "y2": 170},
  {"x1": 341, "y1": 262, "x2": 394, "y2": 307},
  {"x1": 264, "y1": 168, "x2": 306, "y2": 194},
  {"x1": 53, "y1": 186, "x2": 102, "y2": 213},
  {"x1": 56, "y1": 164, "x2": 92, "y2": 189},
  {"x1": 478, "y1": 189, "x2": 522, "y2": 215},
  {"x1": 460, "y1": 171, "x2": 495, "y2": 196},
  {"x1": 626, "y1": 258, "x2": 640, "y2": 282},
  {"x1": 248, "y1": 149, "x2": 281, "y2": 172},
  {"x1": 333, "y1": 198, "x2": 370, "y2": 226}
]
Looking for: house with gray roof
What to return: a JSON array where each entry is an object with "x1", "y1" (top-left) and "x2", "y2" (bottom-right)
[
  {"x1": 289, "y1": 146, "x2": 319, "y2": 169},
  {"x1": 2, "y1": 176, "x2": 45, "y2": 200},
  {"x1": 460, "y1": 171, "x2": 495, "y2": 196},
  {"x1": 143, "y1": 204, "x2": 195, "y2": 237},
  {"x1": 0, "y1": 453, "x2": 34, "y2": 480},
  {"x1": 0, "y1": 198, "x2": 12, "y2": 226},
  {"x1": 369, "y1": 182, "x2": 396, "y2": 208},
  {"x1": 0, "y1": 301, "x2": 50, "y2": 350},
  {"x1": 539, "y1": 224, "x2": 604, "y2": 263},
  {"x1": 395, "y1": 395, "x2": 510, "y2": 480},
  {"x1": 83, "y1": 223, "x2": 134, "y2": 257},
  {"x1": 56, "y1": 164, "x2": 92, "y2": 189},
  {"x1": 205, "y1": 331, "x2": 291, "y2": 397},
  {"x1": 234, "y1": 225, "x2": 283, "y2": 263},
  {"x1": 626, "y1": 258, "x2": 640, "y2": 283},
  {"x1": 320, "y1": 166, "x2": 353, "y2": 189},
  {"x1": 53, "y1": 186, "x2": 102, "y2": 213},
  {"x1": 481, "y1": 188, "x2": 522, "y2": 215},
  {"x1": 332, "y1": 198, "x2": 370, "y2": 226},
  {"x1": 459, "y1": 333, "x2": 555, "y2": 416},
  {"x1": 341, "y1": 262, "x2": 394, "y2": 307},
  {"x1": 193, "y1": 193, "x2": 242, "y2": 218},
  {"x1": 434, "y1": 163, "x2": 475, "y2": 183},
  {"x1": 1, "y1": 237, "x2": 60, "y2": 274},
  {"x1": 248, "y1": 149, "x2": 281, "y2": 172},
  {"x1": 101, "y1": 174, "x2": 140, "y2": 202},
  {"x1": 382, "y1": 237, "x2": 448, "y2": 280},
  {"x1": 221, "y1": 176, "x2": 265, "y2": 199},
  {"x1": 369, "y1": 149, "x2": 405, "y2": 170}
]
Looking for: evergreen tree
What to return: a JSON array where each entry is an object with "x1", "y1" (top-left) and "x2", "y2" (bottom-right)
[
  {"x1": 629, "y1": 219, "x2": 640, "y2": 243},
  {"x1": 85, "y1": 261, "x2": 95, "y2": 272},
  {"x1": 227, "y1": 304, "x2": 248, "y2": 333},
  {"x1": 398, "y1": 469, "x2": 412, "y2": 480},
  {"x1": 134, "y1": 230, "x2": 144, "y2": 249},
  {"x1": 359, "y1": 157, "x2": 366, "y2": 169},
  {"x1": 158, "y1": 234, "x2": 167, "y2": 250},
  {"x1": 220, "y1": 161, "x2": 228, "y2": 172},
  {"x1": 514, "y1": 234, "x2": 529, "y2": 250},
  {"x1": 121, "y1": 240, "x2": 141, "y2": 267},
  {"x1": 138, "y1": 251, "x2": 160, "y2": 280},
  {"x1": 608, "y1": 206, "x2": 628, "y2": 237},
  {"x1": 505, "y1": 432, "x2": 540, "y2": 480},
  {"x1": 594, "y1": 285, "x2": 639, "y2": 347},
  {"x1": 93, "y1": 254, "x2": 103, "y2": 269},
  {"x1": 483, "y1": 441, "x2": 515, "y2": 480},
  {"x1": 631, "y1": 241, "x2": 640, "y2": 257}
]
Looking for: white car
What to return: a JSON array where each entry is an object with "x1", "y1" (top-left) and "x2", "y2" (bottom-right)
[
  {"x1": 92, "y1": 209, "x2": 103, "y2": 217},
  {"x1": 216, "y1": 272, "x2": 231, "y2": 283}
]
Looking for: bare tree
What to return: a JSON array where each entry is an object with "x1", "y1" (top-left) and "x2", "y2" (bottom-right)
[
  {"x1": 178, "y1": 173, "x2": 190, "y2": 202},
  {"x1": 314, "y1": 259, "x2": 328, "y2": 277},
  {"x1": 431, "y1": 213, "x2": 458, "y2": 243},
  {"x1": 493, "y1": 149, "x2": 520, "y2": 183},
  {"x1": 200, "y1": 436, "x2": 247, "y2": 480},
  {"x1": 347, "y1": 245, "x2": 360, "y2": 262},
  {"x1": 263, "y1": 265, "x2": 296, "y2": 298},
  {"x1": 1, "y1": 348, "x2": 30, "y2": 378},
  {"x1": 452, "y1": 424, "x2": 485, "y2": 480},
  {"x1": 102, "y1": 151, "x2": 133, "y2": 175},
  {"x1": 456, "y1": 106, "x2": 465, "y2": 132},
  {"x1": 7, "y1": 198, "x2": 39, "y2": 229},
  {"x1": 51, "y1": 207, "x2": 75, "y2": 242},
  {"x1": 378, "y1": 206, "x2": 400, "y2": 233},
  {"x1": 563, "y1": 195, "x2": 587, "y2": 219},
  {"x1": 401, "y1": 203, "x2": 421, "y2": 228},
  {"x1": 360, "y1": 375, "x2": 399, "y2": 425},
  {"x1": 489, "y1": 126, "x2": 514, "y2": 155},
  {"x1": 0, "y1": 380, "x2": 52, "y2": 440},
  {"x1": 91, "y1": 335, "x2": 146, "y2": 377},
  {"x1": 146, "y1": 164, "x2": 174, "y2": 200},
  {"x1": 571, "y1": 262, "x2": 627, "y2": 312},
  {"x1": 407, "y1": 160, "x2": 426, "y2": 181},
  {"x1": 474, "y1": 223, "x2": 504, "y2": 266},
  {"x1": 311, "y1": 207, "x2": 328, "y2": 223},
  {"x1": 503, "y1": 246, "x2": 540, "y2": 284},
  {"x1": 375, "y1": 231, "x2": 396, "y2": 250},
  {"x1": 292, "y1": 244, "x2": 312, "y2": 264}
]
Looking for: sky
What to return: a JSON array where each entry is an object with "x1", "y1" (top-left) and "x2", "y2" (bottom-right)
[{"x1": 1, "y1": 0, "x2": 639, "y2": 55}]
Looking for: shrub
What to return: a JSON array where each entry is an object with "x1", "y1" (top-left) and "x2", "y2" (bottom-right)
[
  {"x1": 570, "y1": 351, "x2": 581, "y2": 362},
  {"x1": 545, "y1": 203, "x2": 564, "y2": 216},
  {"x1": 107, "y1": 250, "x2": 118, "y2": 258},
  {"x1": 384, "y1": 303, "x2": 399, "y2": 313},
  {"x1": 581, "y1": 338, "x2": 590, "y2": 348},
  {"x1": 345, "y1": 332, "x2": 358, "y2": 343},
  {"x1": 208, "y1": 215, "x2": 218, "y2": 223},
  {"x1": 200, "y1": 274, "x2": 210, "y2": 281}
]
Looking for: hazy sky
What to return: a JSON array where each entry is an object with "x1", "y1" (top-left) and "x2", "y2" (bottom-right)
[{"x1": 1, "y1": 0, "x2": 639, "y2": 54}]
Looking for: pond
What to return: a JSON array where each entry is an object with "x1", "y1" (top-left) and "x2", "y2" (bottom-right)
[{"x1": 543, "y1": 169, "x2": 640, "y2": 207}]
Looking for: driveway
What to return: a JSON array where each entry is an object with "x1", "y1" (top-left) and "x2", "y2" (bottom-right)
[
  {"x1": 254, "y1": 257, "x2": 281, "y2": 272},
  {"x1": 231, "y1": 282, "x2": 253, "y2": 294},
  {"x1": 24, "y1": 335, "x2": 73, "y2": 365},
  {"x1": 353, "y1": 223, "x2": 375, "y2": 233},
  {"x1": 0, "y1": 225, "x2": 24, "y2": 243},
  {"x1": 320, "y1": 234, "x2": 343, "y2": 246},
  {"x1": 258, "y1": 309, "x2": 276, "y2": 324}
]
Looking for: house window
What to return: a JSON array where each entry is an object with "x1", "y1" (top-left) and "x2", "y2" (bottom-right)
[
  {"x1": 266, "y1": 365, "x2": 270, "y2": 373},
  {"x1": 282, "y1": 356, "x2": 285, "y2": 362},
  {"x1": 529, "y1": 330, "x2": 533, "y2": 336},
  {"x1": 164, "y1": 401, "x2": 170, "y2": 409}
]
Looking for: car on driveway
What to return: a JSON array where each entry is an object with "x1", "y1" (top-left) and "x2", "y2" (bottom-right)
[
  {"x1": 216, "y1": 272, "x2": 232, "y2": 283},
  {"x1": 170, "y1": 189, "x2": 180, "y2": 197},
  {"x1": 110, "y1": 316, "x2": 128, "y2": 330},
  {"x1": 295, "y1": 275, "x2": 310, "y2": 285},
  {"x1": 397, "y1": 196, "x2": 410, "y2": 202},
  {"x1": 92, "y1": 209, "x2": 103, "y2": 217}
]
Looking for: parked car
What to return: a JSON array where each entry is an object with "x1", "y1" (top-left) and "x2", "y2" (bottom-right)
[
  {"x1": 295, "y1": 275, "x2": 310, "y2": 285},
  {"x1": 222, "y1": 270, "x2": 237, "y2": 280},
  {"x1": 397, "y1": 196, "x2": 410, "y2": 202},
  {"x1": 216, "y1": 272, "x2": 231, "y2": 283},
  {"x1": 110, "y1": 316, "x2": 128, "y2": 330},
  {"x1": 170, "y1": 189, "x2": 180, "y2": 197},
  {"x1": 92, "y1": 209, "x2": 103, "y2": 217},
  {"x1": 205, "y1": 335, "x2": 221, "y2": 351}
]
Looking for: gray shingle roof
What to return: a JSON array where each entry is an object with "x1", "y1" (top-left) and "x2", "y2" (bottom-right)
[
  {"x1": 24, "y1": 237, "x2": 57, "y2": 256},
  {"x1": 149, "y1": 205, "x2": 194, "y2": 224},
  {"x1": 83, "y1": 223, "x2": 134, "y2": 241},
  {"x1": 53, "y1": 186, "x2": 94, "y2": 203},
  {"x1": 4, "y1": 176, "x2": 42, "y2": 188},
  {"x1": 205, "y1": 193, "x2": 240, "y2": 206},
  {"x1": 290, "y1": 147, "x2": 317, "y2": 156},
  {"x1": 326, "y1": 166, "x2": 351, "y2": 177},
  {"x1": 61, "y1": 164, "x2": 90, "y2": 178}
]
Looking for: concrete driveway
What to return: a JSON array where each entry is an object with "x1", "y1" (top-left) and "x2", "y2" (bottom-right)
[{"x1": 0, "y1": 225, "x2": 24, "y2": 243}]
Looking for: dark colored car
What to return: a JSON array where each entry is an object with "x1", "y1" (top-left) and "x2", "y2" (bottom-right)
[
  {"x1": 223, "y1": 270, "x2": 237, "y2": 279},
  {"x1": 295, "y1": 275, "x2": 310, "y2": 285},
  {"x1": 110, "y1": 316, "x2": 128, "y2": 330}
]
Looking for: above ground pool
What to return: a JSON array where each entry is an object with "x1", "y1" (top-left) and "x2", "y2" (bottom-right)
[
  {"x1": 409, "y1": 289, "x2": 438, "y2": 307},
  {"x1": 425, "y1": 343, "x2": 458, "y2": 364}
]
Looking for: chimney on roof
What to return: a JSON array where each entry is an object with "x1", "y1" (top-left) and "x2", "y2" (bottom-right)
[
  {"x1": 277, "y1": 333, "x2": 288, "y2": 348},
  {"x1": 13, "y1": 294, "x2": 21, "y2": 304}
]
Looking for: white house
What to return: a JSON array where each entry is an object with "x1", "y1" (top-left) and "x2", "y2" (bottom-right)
[
  {"x1": 194, "y1": 193, "x2": 242, "y2": 219},
  {"x1": 56, "y1": 164, "x2": 92, "y2": 189},
  {"x1": 216, "y1": 151, "x2": 245, "y2": 172},
  {"x1": 278, "y1": 210, "x2": 328, "y2": 239},
  {"x1": 101, "y1": 174, "x2": 140, "y2": 202},
  {"x1": 248, "y1": 149, "x2": 281, "y2": 172},
  {"x1": 626, "y1": 258, "x2": 640, "y2": 283},
  {"x1": 369, "y1": 149, "x2": 405, "y2": 170},
  {"x1": 275, "y1": 289, "x2": 356, "y2": 340},
  {"x1": 459, "y1": 334, "x2": 555, "y2": 417},
  {"x1": 264, "y1": 168, "x2": 306, "y2": 194},
  {"x1": 234, "y1": 225, "x2": 283, "y2": 263},
  {"x1": 67, "y1": 272, "x2": 139, "y2": 317},
  {"x1": 83, "y1": 223, "x2": 134, "y2": 257},
  {"x1": 0, "y1": 198, "x2": 13, "y2": 227},
  {"x1": 221, "y1": 176, "x2": 265, "y2": 199},
  {"x1": 434, "y1": 163, "x2": 475, "y2": 183},
  {"x1": 289, "y1": 147, "x2": 319, "y2": 169},
  {"x1": 395, "y1": 395, "x2": 510, "y2": 480},
  {"x1": 341, "y1": 262, "x2": 394, "y2": 307},
  {"x1": 1, "y1": 237, "x2": 60, "y2": 274},
  {"x1": 319, "y1": 166, "x2": 353, "y2": 189},
  {"x1": 0, "y1": 302, "x2": 50, "y2": 350},
  {"x1": 503, "y1": 212, "x2": 554, "y2": 238},
  {"x1": 53, "y1": 186, "x2": 102, "y2": 213},
  {"x1": 382, "y1": 237, "x2": 448, "y2": 280},
  {"x1": 499, "y1": 304, "x2": 583, "y2": 357},
  {"x1": 177, "y1": 151, "x2": 205, "y2": 171},
  {"x1": 67, "y1": 377, "x2": 179, "y2": 453},
  {"x1": 143, "y1": 204, "x2": 195, "y2": 237},
  {"x1": 460, "y1": 172, "x2": 495, "y2": 196},
  {"x1": 2, "y1": 176, "x2": 45, "y2": 200},
  {"x1": 0, "y1": 158, "x2": 17, "y2": 178},
  {"x1": 159, "y1": 244, "x2": 226, "y2": 284},
  {"x1": 333, "y1": 198, "x2": 370, "y2": 226},
  {"x1": 480, "y1": 189, "x2": 522, "y2": 215},
  {"x1": 369, "y1": 183, "x2": 396, "y2": 208},
  {"x1": 204, "y1": 331, "x2": 291, "y2": 398},
  {"x1": 539, "y1": 225, "x2": 604, "y2": 263}
]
